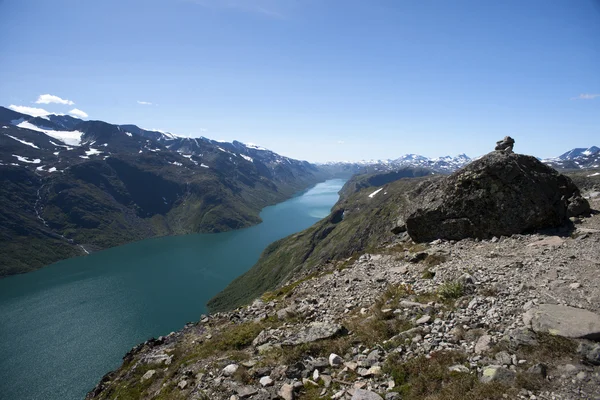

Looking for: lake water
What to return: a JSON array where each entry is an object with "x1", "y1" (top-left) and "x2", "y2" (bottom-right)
[{"x1": 0, "y1": 179, "x2": 346, "y2": 400}]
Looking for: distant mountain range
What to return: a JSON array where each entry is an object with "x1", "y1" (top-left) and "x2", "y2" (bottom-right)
[
  {"x1": 1, "y1": 104, "x2": 597, "y2": 277},
  {"x1": 542, "y1": 146, "x2": 600, "y2": 170},
  {"x1": 323, "y1": 147, "x2": 600, "y2": 173},
  {"x1": 321, "y1": 154, "x2": 472, "y2": 173}
]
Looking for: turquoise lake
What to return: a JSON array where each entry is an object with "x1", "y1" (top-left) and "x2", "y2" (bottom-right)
[{"x1": 0, "y1": 179, "x2": 346, "y2": 400}]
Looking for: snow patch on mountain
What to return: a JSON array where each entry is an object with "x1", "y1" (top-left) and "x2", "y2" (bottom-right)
[
  {"x1": 368, "y1": 188, "x2": 383, "y2": 198},
  {"x1": 4, "y1": 134, "x2": 40, "y2": 149},
  {"x1": 12, "y1": 155, "x2": 41, "y2": 164},
  {"x1": 16, "y1": 121, "x2": 83, "y2": 146},
  {"x1": 244, "y1": 142, "x2": 267, "y2": 151},
  {"x1": 85, "y1": 148, "x2": 103, "y2": 156}
]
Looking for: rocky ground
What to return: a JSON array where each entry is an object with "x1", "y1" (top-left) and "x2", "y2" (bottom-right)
[{"x1": 87, "y1": 194, "x2": 600, "y2": 400}]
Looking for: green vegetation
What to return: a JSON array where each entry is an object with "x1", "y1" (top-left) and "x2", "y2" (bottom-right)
[
  {"x1": 96, "y1": 319, "x2": 280, "y2": 400},
  {"x1": 383, "y1": 351, "x2": 515, "y2": 400},
  {"x1": 0, "y1": 150, "x2": 325, "y2": 278},
  {"x1": 437, "y1": 281, "x2": 465, "y2": 302}
]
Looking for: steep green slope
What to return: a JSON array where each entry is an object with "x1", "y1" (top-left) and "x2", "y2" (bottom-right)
[
  {"x1": 0, "y1": 152, "x2": 326, "y2": 278},
  {"x1": 0, "y1": 168, "x2": 82, "y2": 276},
  {"x1": 1, "y1": 106, "x2": 333, "y2": 278},
  {"x1": 208, "y1": 174, "x2": 434, "y2": 312}
]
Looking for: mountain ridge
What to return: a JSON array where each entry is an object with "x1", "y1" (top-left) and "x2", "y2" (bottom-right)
[{"x1": 0, "y1": 106, "x2": 330, "y2": 277}]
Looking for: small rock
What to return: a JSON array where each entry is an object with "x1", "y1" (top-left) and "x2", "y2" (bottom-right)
[
  {"x1": 527, "y1": 363, "x2": 547, "y2": 378},
  {"x1": 344, "y1": 361, "x2": 358, "y2": 370},
  {"x1": 259, "y1": 376, "x2": 274, "y2": 387},
  {"x1": 569, "y1": 282, "x2": 581, "y2": 290},
  {"x1": 480, "y1": 365, "x2": 516, "y2": 384},
  {"x1": 329, "y1": 353, "x2": 343, "y2": 367},
  {"x1": 302, "y1": 378, "x2": 319, "y2": 387},
  {"x1": 578, "y1": 341, "x2": 600, "y2": 365},
  {"x1": 222, "y1": 364, "x2": 239, "y2": 377},
  {"x1": 416, "y1": 315, "x2": 431, "y2": 325},
  {"x1": 475, "y1": 335, "x2": 492, "y2": 354},
  {"x1": 332, "y1": 390, "x2": 345, "y2": 399},
  {"x1": 236, "y1": 386, "x2": 258, "y2": 398},
  {"x1": 448, "y1": 364, "x2": 470, "y2": 373},
  {"x1": 177, "y1": 380, "x2": 188, "y2": 390},
  {"x1": 366, "y1": 349, "x2": 381, "y2": 366},
  {"x1": 140, "y1": 369, "x2": 156, "y2": 382},
  {"x1": 494, "y1": 351, "x2": 512, "y2": 365},
  {"x1": 352, "y1": 388, "x2": 384, "y2": 400},
  {"x1": 278, "y1": 383, "x2": 295, "y2": 400},
  {"x1": 320, "y1": 374, "x2": 332, "y2": 387}
]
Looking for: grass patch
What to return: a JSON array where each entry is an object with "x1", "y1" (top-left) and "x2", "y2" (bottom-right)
[
  {"x1": 347, "y1": 315, "x2": 413, "y2": 347},
  {"x1": 423, "y1": 253, "x2": 447, "y2": 267},
  {"x1": 297, "y1": 385, "x2": 329, "y2": 400},
  {"x1": 342, "y1": 284, "x2": 414, "y2": 346},
  {"x1": 384, "y1": 351, "x2": 514, "y2": 400},
  {"x1": 96, "y1": 363, "x2": 162, "y2": 400},
  {"x1": 422, "y1": 269, "x2": 435, "y2": 279},
  {"x1": 261, "y1": 336, "x2": 354, "y2": 367},
  {"x1": 437, "y1": 281, "x2": 464, "y2": 302},
  {"x1": 262, "y1": 272, "x2": 321, "y2": 302}
]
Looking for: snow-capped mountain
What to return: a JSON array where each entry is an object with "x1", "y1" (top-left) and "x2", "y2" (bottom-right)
[
  {"x1": 1, "y1": 105, "x2": 330, "y2": 276},
  {"x1": 321, "y1": 153, "x2": 472, "y2": 174},
  {"x1": 542, "y1": 146, "x2": 600, "y2": 170},
  {"x1": 0, "y1": 106, "x2": 316, "y2": 180}
]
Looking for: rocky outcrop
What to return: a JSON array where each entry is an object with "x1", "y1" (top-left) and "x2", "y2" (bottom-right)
[{"x1": 405, "y1": 150, "x2": 591, "y2": 242}]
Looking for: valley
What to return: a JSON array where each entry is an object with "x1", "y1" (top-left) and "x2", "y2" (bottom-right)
[
  {"x1": 0, "y1": 179, "x2": 346, "y2": 400},
  {"x1": 0, "y1": 106, "x2": 334, "y2": 277}
]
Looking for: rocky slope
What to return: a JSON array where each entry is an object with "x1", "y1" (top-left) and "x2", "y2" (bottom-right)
[
  {"x1": 0, "y1": 106, "x2": 328, "y2": 277},
  {"x1": 86, "y1": 195, "x2": 600, "y2": 400},
  {"x1": 208, "y1": 150, "x2": 591, "y2": 313},
  {"x1": 87, "y1": 144, "x2": 600, "y2": 400}
]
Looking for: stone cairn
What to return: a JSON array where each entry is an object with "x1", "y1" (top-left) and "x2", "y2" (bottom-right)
[{"x1": 495, "y1": 136, "x2": 515, "y2": 153}]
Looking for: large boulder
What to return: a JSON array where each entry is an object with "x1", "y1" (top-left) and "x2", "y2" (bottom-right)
[
  {"x1": 405, "y1": 151, "x2": 590, "y2": 242},
  {"x1": 523, "y1": 304, "x2": 600, "y2": 341}
]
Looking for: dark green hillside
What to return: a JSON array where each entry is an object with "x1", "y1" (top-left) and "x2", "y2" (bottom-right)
[
  {"x1": 0, "y1": 167, "x2": 80, "y2": 277},
  {"x1": 0, "y1": 149, "x2": 325, "y2": 277},
  {"x1": 208, "y1": 174, "x2": 434, "y2": 312},
  {"x1": 0, "y1": 105, "x2": 330, "y2": 277}
]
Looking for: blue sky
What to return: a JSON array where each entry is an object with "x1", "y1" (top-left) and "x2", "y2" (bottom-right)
[{"x1": 0, "y1": 0, "x2": 598, "y2": 162}]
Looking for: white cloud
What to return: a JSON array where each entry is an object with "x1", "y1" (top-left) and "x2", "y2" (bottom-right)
[
  {"x1": 571, "y1": 93, "x2": 600, "y2": 100},
  {"x1": 8, "y1": 105, "x2": 51, "y2": 117},
  {"x1": 35, "y1": 94, "x2": 75, "y2": 105},
  {"x1": 137, "y1": 100, "x2": 153, "y2": 105},
  {"x1": 69, "y1": 108, "x2": 89, "y2": 118},
  {"x1": 337, "y1": 140, "x2": 345, "y2": 144}
]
